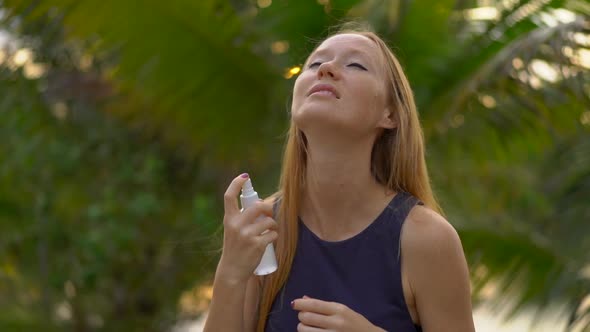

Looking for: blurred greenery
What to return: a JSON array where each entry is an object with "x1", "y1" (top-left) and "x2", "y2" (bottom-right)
[{"x1": 0, "y1": 0, "x2": 588, "y2": 331}]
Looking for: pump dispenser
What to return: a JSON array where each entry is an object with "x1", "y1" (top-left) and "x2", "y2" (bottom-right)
[{"x1": 240, "y1": 178, "x2": 278, "y2": 275}]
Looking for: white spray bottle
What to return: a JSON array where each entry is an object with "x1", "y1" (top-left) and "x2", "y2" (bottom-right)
[{"x1": 240, "y1": 178, "x2": 278, "y2": 275}]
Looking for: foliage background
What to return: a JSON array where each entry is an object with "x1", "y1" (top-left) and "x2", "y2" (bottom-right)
[{"x1": 0, "y1": 0, "x2": 588, "y2": 331}]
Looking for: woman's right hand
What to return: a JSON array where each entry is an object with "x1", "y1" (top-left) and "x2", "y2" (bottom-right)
[{"x1": 216, "y1": 173, "x2": 278, "y2": 284}]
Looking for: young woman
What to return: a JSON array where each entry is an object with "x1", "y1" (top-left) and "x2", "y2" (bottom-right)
[{"x1": 204, "y1": 26, "x2": 475, "y2": 332}]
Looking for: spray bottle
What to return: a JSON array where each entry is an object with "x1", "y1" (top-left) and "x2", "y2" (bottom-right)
[{"x1": 240, "y1": 178, "x2": 278, "y2": 275}]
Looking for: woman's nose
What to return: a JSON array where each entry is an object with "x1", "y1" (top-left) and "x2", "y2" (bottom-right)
[{"x1": 317, "y1": 62, "x2": 339, "y2": 80}]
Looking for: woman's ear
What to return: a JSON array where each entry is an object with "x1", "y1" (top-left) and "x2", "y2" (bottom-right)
[{"x1": 378, "y1": 106, "x2": 397, "y2": 129}]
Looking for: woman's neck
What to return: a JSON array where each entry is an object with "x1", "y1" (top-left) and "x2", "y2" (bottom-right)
[{"x1": 300, "y1": 139, "x2": 394, "y2": 241}]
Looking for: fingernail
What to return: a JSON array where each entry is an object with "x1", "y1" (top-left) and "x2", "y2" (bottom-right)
[
  {"x1": 303, "y1": 295, "x2": 310, "y2": 299},
  {"x1": 240, "y1": 173, "x2": 249, "y2": 178},
  {"x1": 290, "y1": 300, "x2": 295, "y2": 308}
]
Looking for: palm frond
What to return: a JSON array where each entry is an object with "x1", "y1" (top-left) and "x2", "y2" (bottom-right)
[{"x1": 427, "y1": 18, "x2": 588, "y2": 134}]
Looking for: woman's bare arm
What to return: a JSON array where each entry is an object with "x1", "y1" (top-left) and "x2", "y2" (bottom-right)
[
  {"x1": 203, "y1": 269, "x2": 247, "y2": 332},
  {"x1": 243, "y1": 276, "x2": 261, "y2": 332},
  {"x1": 203, "y1": 273, "x2": 259, "y2": 332},
  {"x1": 203, "y1": 175, "x2": 276, "y2": 332},
  {"x1": 402, "y1": 205, "x2": 476, "y2": 332}
]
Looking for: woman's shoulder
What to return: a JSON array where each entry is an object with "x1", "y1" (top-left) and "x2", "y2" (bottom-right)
[
  {"x1": 402, "y1": 205, "x2": 464, "y2": 262},
  {"x1": 400, "y1": 204, "x2": 470, "y2": 304},
  {"x1": 400, "y1": 205, "x2": 474, "y2": 331}
]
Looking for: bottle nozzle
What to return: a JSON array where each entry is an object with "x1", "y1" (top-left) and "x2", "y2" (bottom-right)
[
  {"x1": 242, "y1": 178, "x2": 254, "y2": 196},
  {"x1": 240, "y1": 178, "x2": 258, "y2": 209}
]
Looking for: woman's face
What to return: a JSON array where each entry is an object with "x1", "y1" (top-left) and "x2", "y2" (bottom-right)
[{"x1": 291, "y1": 33, "x2": 394, "y2": 140}]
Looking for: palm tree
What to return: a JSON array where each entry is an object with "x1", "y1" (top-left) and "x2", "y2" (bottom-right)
[{"x1": 1, "y1": 0, "x2": 588, "y2": 330}]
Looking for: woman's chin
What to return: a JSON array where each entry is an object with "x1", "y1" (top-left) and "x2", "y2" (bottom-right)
[
  {"x1": 293, "y1": 103, "x2": 339, "y2": 119},
  {"x1": 294, "y1": 109, "x2": 338, "y2": 128},
  {"x1": 296, "y1": 119, "x2": 356, "y2": 140}
]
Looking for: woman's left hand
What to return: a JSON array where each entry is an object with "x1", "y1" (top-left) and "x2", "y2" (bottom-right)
[{"x1": 292, "y1": 296, "x2": 386, "y2": 332}]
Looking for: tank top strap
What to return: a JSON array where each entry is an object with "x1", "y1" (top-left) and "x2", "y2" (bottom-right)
[
  {"x1": 386, "y1": 191, "x2": 423, "y2": 224},
  {"x1": 379, "y1": 191, "x2": 423, "y2": 263}
]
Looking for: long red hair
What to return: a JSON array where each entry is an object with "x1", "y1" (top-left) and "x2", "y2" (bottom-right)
[{"x1": 255, "y1": 26, "x2": 442, "y2": 332}]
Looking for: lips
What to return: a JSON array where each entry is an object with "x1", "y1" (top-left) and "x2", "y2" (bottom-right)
[{"x1": 307, "y1": 84, "x2": 340, "y2": 99}]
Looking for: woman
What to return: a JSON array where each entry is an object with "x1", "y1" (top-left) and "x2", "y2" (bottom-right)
[{"x1": 204, "y1": 26, "x2": 475, "y2": 332}]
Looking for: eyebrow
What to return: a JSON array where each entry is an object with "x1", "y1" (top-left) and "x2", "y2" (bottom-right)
[
  {"x1": 310, "y1": 48, "x2": 371, "y2": 60},
  {"x1": 305, "y1": 47, "x2": 375, "y2": 70}
]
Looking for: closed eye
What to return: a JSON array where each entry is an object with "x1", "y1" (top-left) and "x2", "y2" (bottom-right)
[
  {"x1": 348, "y1": 63, "x2": 367, "y2": 70},
  {"x1": 308, "y1": 62, "x2": 322, "y2": 68}
]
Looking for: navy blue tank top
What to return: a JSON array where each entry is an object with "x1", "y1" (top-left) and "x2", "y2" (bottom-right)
[{"x1": 265, "y1": 192, "x2": 423, "y2": 332}]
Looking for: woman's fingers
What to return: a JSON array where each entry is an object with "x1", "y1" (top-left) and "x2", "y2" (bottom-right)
[
  {"x1": 238, "y1": 216, "x2": 278, "y2": 249},
  {"x1": 242, "y1": 216, "x2": 278, "y2": 237},
  {"x1": 257, "y1": 229, "x2": 279, "y2": 247},
  {"x1": 217, "y1": 174, "x2": 279, "y2": 282},
  {"x1": 293, "y1": 298, "x2": 342, "y2": 316},
  {"x1": 240, "y1": 200, "x2": 274, "y2": 220},
  {"x1": 223, "y1": 174, "x2": 274, "y2": 227},
  {"x1": 296, "y1": 322, "x2": 324, "y2": 332},
  {"x1": 297, "y1": 311, "x2": 334, "y2": 329},
  {"x1": 224, "y1": 201, "x2": 274, "y2": 231},
  {"x1": 223, "y1": 173, "x2": 250, "y2": 216}
]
